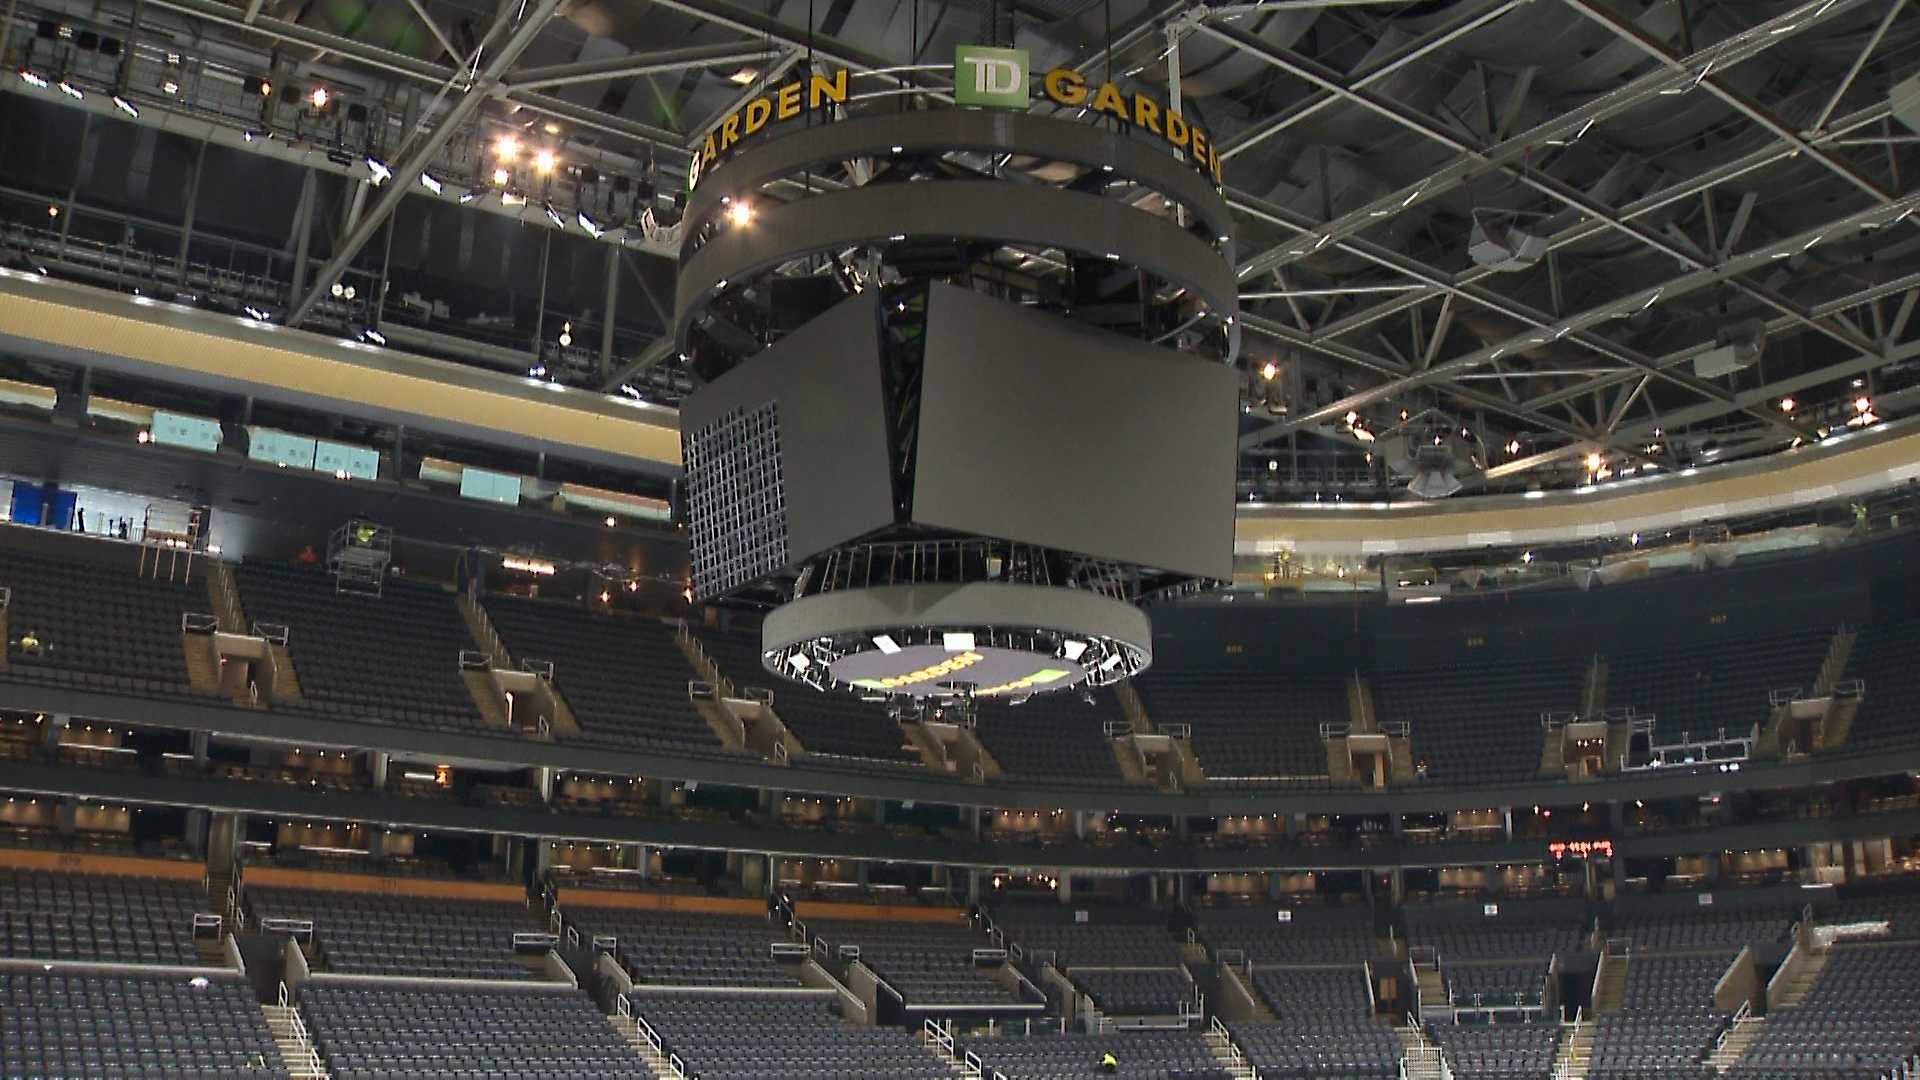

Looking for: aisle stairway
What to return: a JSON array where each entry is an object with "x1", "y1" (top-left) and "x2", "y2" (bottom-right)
[
  {"x1": 1202, "y1": 1022, "x2": 1258, "y2": 1080},
  {"x1": 1707, "y1": 1016, "x2": 1764, "y2": 1073},
  {"x1": 262, "y1": 1002, "x2": 329, "y2": 1079},
  {"x1": 1592, "y1": 955, "x2": 1627, "y2": 1014},
  {"x1": 1554, "y1": 1019, "x2": 1593, "y2": 1080},
  {"x1": 1397, "y1": 1023, "x2": 1448, "y2": 1080},
  {"x1": 606, "y1": 1012, "x2": 670, "y2": 1076}
]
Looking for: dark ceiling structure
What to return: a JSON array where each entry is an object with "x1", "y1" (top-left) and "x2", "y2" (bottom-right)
[{"x1": 3, "y1": 0, "x2": 1919, "y2": 503}]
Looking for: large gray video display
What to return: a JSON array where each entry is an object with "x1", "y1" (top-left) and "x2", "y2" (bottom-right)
[
  {"x1": 678, "y1": 293, "x2": 895, "y2": 598},
  {"x1": 913, "y1": 284, "x2": 1238, "y2": 581}
]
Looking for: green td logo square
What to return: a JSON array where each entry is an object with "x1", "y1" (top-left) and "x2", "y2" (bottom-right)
[{"x1": 955, "y1": 45, "x2": 1029, "y2": 110}]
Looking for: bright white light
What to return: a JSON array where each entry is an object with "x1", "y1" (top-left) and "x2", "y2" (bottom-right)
[
  {"x1": 1061, "y1": 639, "x2": 1088, "y2": 662},
  {"x1": 308, "y1": 85, "x2": 328, "y2": 109},
  {"x1": 788, "y1": 652, "x2": 811, "y2": 671},
  {"x1": 420, "y1": 172, "x2": 443, "y2": 195},
  {"x1": 942, "y1": 632, "x2": 976, "y2": 652},
  {"x1": 1585, "y1": 451, "x2": 1603, "y2": 472},
  {"x1": 112, "y1": 94, "x2": 138, "y2": 117},
  {"x1": 532, "y1": 148, "x2": 556, "y2": 175},
  {"x1": 873, "y1": 635, "x2": 900, "y2": 655},
  {"x1": 362, "y1": 328, "x2": 386, "y2": 345},
  {"x1": 558, "y1": 331, "x2": 572, "y2": 347},
  {"x1": 1259, "y1": 361, "x2": 1278, "y2": 381},
  {"x1": 1101, "y1": 653, "x2": 1124, "y2": 671},
  {"x1": 58, "y1": 79, "x2": 83, "y2": 100},
  {"x1": 494, "y1": 135, "x2": 519, "y2": 161},
  {"x1": 365, "y1": 157, "x2": 392, "y2": 186},
  {"x1": 727, "y1": 200, "x2": 753, "y2": 227},
  {"x1": 1405, "y1": 595, "x2": 1443, "y2": 604},
  {"x1": 18, "y1": 69, "x2": 48, "y2": 89},
  {"x1": 577, "y1": 211, "x2": 603, "y2": 238},
  {"x1": 329, "y1": 282, "x2": 345, "y2": 298}
]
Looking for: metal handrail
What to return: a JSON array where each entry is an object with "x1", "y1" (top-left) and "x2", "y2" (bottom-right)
[
  {"x1": 274, "y1": 981, "x2": 326, "y2": 1078},
  {"x1": 181, "y1": 612, "x2": 219, "y2": 633},
  {"x1": 252, "y1": 621, "x2": 291, "y2": 645}
]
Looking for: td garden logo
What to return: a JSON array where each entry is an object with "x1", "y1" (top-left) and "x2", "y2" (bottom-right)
[
  {"x1": 954, "y1": 45, "x2": 1029, "y2": 110},
  {"x1": 685, "y1": 44, "x2": 1221, "y2": 190}
]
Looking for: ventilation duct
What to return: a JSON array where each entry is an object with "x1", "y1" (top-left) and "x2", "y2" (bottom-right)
[
  {"x1": 1693, "y1": 318, "x2": 1766, "y2": 379},
  {"x1": 1468, "y1": 212, "x2": 1549, "y2": 272}
]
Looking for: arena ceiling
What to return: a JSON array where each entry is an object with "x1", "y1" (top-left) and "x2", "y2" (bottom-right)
[{"x1": 7, "y1": 0, "x2": 1920, "y2": 502}]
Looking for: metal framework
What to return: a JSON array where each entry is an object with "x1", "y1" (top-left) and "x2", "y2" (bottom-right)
[{"x1": 3, "y1": 0, "x2": 1918, "y2": 499}]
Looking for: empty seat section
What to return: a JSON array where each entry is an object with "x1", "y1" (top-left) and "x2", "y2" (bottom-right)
[
  {"x1": 1819, "y1": 891, "x2": 1920, "y2": 940},
  {"x1": 1444, "y1": 961, "x2": 1547, "y2": 1009},
  {"x1": 1611, "y1": 906, "x2": 1796, "y2": 953},
  {"x1": 1403, "y1": 898, "x2": 1588, "y2": 962},
  {"x1": 1372, "y1": 653, "x2": 1583, "y2": 785},
  {"x1": 1196, "y1": 904, "x2": 1377, "y2": 964},
  {"x1": 0, "y1": 867, "x2": 202, "y2": 964},
  {"x1": 1131, "y1": 668, "x2": 1341, "y2": 782},
  {"x1": 0, "y1": 970, "x2": 283, "y2": 1079},
  {"x1": 573, "y1": 909, "x2": 801, "y2": 987},
  {"x1": 693, "y1": 628, "x2": 918, "y2": 764},
  {"x1": 1606, "y1": 625, "x2": 1833, "y2": 735},
  {"x1": 1073, "y1": 967, "x2": 1193, "y2": 1015},
  {"x1": 1426, "y1": 1020, "x2": 1558, "y2": 1079},
  {"x1": 247, "y1": 884, "x2": 543, "y2": 979},
  {"x1": 972, "y1": 693, "x2": 1127, "y2": 782},
  {"x1": 481, "y1": 595, "x2": 722, "y2": 751},
  {"x1": 630, "y1": 990, "x2": 949, "y2": 1080},
  {"x1": 0, "y1": 541, "x2": 199, "y2": 696},
  {"x1": 811, "y1": 917, "x2": 1017, "y2": 1004},
  {"x1": 993, "y1": 908, "x2": 1182, "y2": 967},
  {"x1": 1233, "y1": 965, "x2": 1400, "y2": 1079},
  {"x1": 300, "y1": 984, "x2": 640, "y2": 1080},
  {"x1": 961, "y1": 1028, "x2": 1230, "y2": 1079},
  {"x1": 233, "y1": 562, "x2": 481, "y2": 730},
  {"x1": 1843, "y1": 612, "x2": 1919, "y2": 750},
  {"x1": 1726, "y1": 942, "x2": 1920, "y2": 1078},
  {"x1": 1588, "y1": 951, "x2": 1735, "y2": 1080}
]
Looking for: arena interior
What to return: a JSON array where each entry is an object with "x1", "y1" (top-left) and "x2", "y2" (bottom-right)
[{"x1": 4, "y1": 0, "x2": 1920, "y2": 1077}]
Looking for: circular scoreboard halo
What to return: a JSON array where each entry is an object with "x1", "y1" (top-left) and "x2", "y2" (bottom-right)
[{"x1": 761, "y1": 581, "x2": 1152, "y2": 702}]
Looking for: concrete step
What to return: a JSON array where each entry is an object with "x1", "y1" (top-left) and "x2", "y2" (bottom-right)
[
  {"x1": 262, "y1": 1004, "x2": 329, "y2": 1079},
  {"x1": 1707, "y1": 1017, "x2": 1764, "y2": 1073},
  {"x1": 462, "y1": 669, "x2": 513, "y2": 729},
  {"x1": 1202, "y1": 1028, "x2": 1258, "y2": 1080},
  {"x1": 268, "y1": 643, "x2": 304, "y2": 701},
  {"x1": 608, "y1": 1012, "x2": 678, "y2": 1076}
]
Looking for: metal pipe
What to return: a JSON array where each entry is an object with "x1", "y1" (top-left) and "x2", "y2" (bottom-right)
[{"x1": 285, "y1": 0, "x2": 564, "y2": 326}]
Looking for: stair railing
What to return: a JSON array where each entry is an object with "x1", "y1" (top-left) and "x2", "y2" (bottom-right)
[{"x1": 274, "y1": 981, "x2": 326, "y2": 1077}]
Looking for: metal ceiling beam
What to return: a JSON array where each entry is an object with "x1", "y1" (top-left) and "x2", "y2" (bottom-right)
[
  {"x1": 1563, "y1": 0, "x2": 1896, "y2": 207},
  {"x1": 1241, "y1": 309, "x2": 1661, "y2": 469},
  {"x1": 1218, "y1": 0, "x2": 1525, "y2": 161},
  {"x1": 1237, "y1": 192, "x2": 1920, "y2": 449},
  {"x1": 684, "y1": 49, "x2": 804, "y2": 144},
  {"x1": 1486, "y1": 337, "x2": 1920, "y2": 481},
  {"x1": 1522, "y1": 270, "x2": 1920, "y2": 413},
  {"x1": 507, "y1": 43, "x2": 782, "y2": 91},
  {"x1": 1205, "y1": 16, "x2": 1883, "y2": 410},
  {"x1": 601, "y1": 338, "x2": 679, "y2": 393},
  {"x1": 401, "y1": 0, "x2": 465, "y2": 65},
  {"x1": 1304, "y1": 100, "x2": 1895, "y2": 351},
  {"x1": 1226, "y1": 0, "x2": 1871, "y2": 285},
  {"x1": 1810, "y1": 0, "x2": 1907, "y2": 133},
  {"x1": 285, "y1": 0, "x2": 566, "y2": 327}
]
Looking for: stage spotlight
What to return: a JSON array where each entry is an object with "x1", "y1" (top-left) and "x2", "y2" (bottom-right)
[
  {"x1": 329, "y1": 282, "x2": 345, "y2": 298},
  {"x1": 491, "y1": 167, "x2": 510, "y2": 187},
  {"x1": 1778, "y1": 396, "x2": 1796, "y2": 413},
  {"x1": 365, "y1": 157, "x2": 392, "y2": 185},
  {"x1": 420, "y1": 172, "x2": 443, "y2": 195},
  {"x1": 532, "y1": 148, "x2": 556, "y2": 175},
  {"x1": 18, "y1": 69, "x2": 48, "y2": 88},
  {"x1": 308, "y1": 85, "x2": 329, "y2": 109},
  {"x1": 1585, "y1": 451, "x2": 1603, "y2": 472},
  {"x1": 727, "y1": 200, "x2": 752, "y2": 227},
  {"x1": 494, "y1": 135, "x2": 519, "y2": 161},
  {"x1": 1259, "y1": 361, "x2": 1278, "y2": 381}
]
